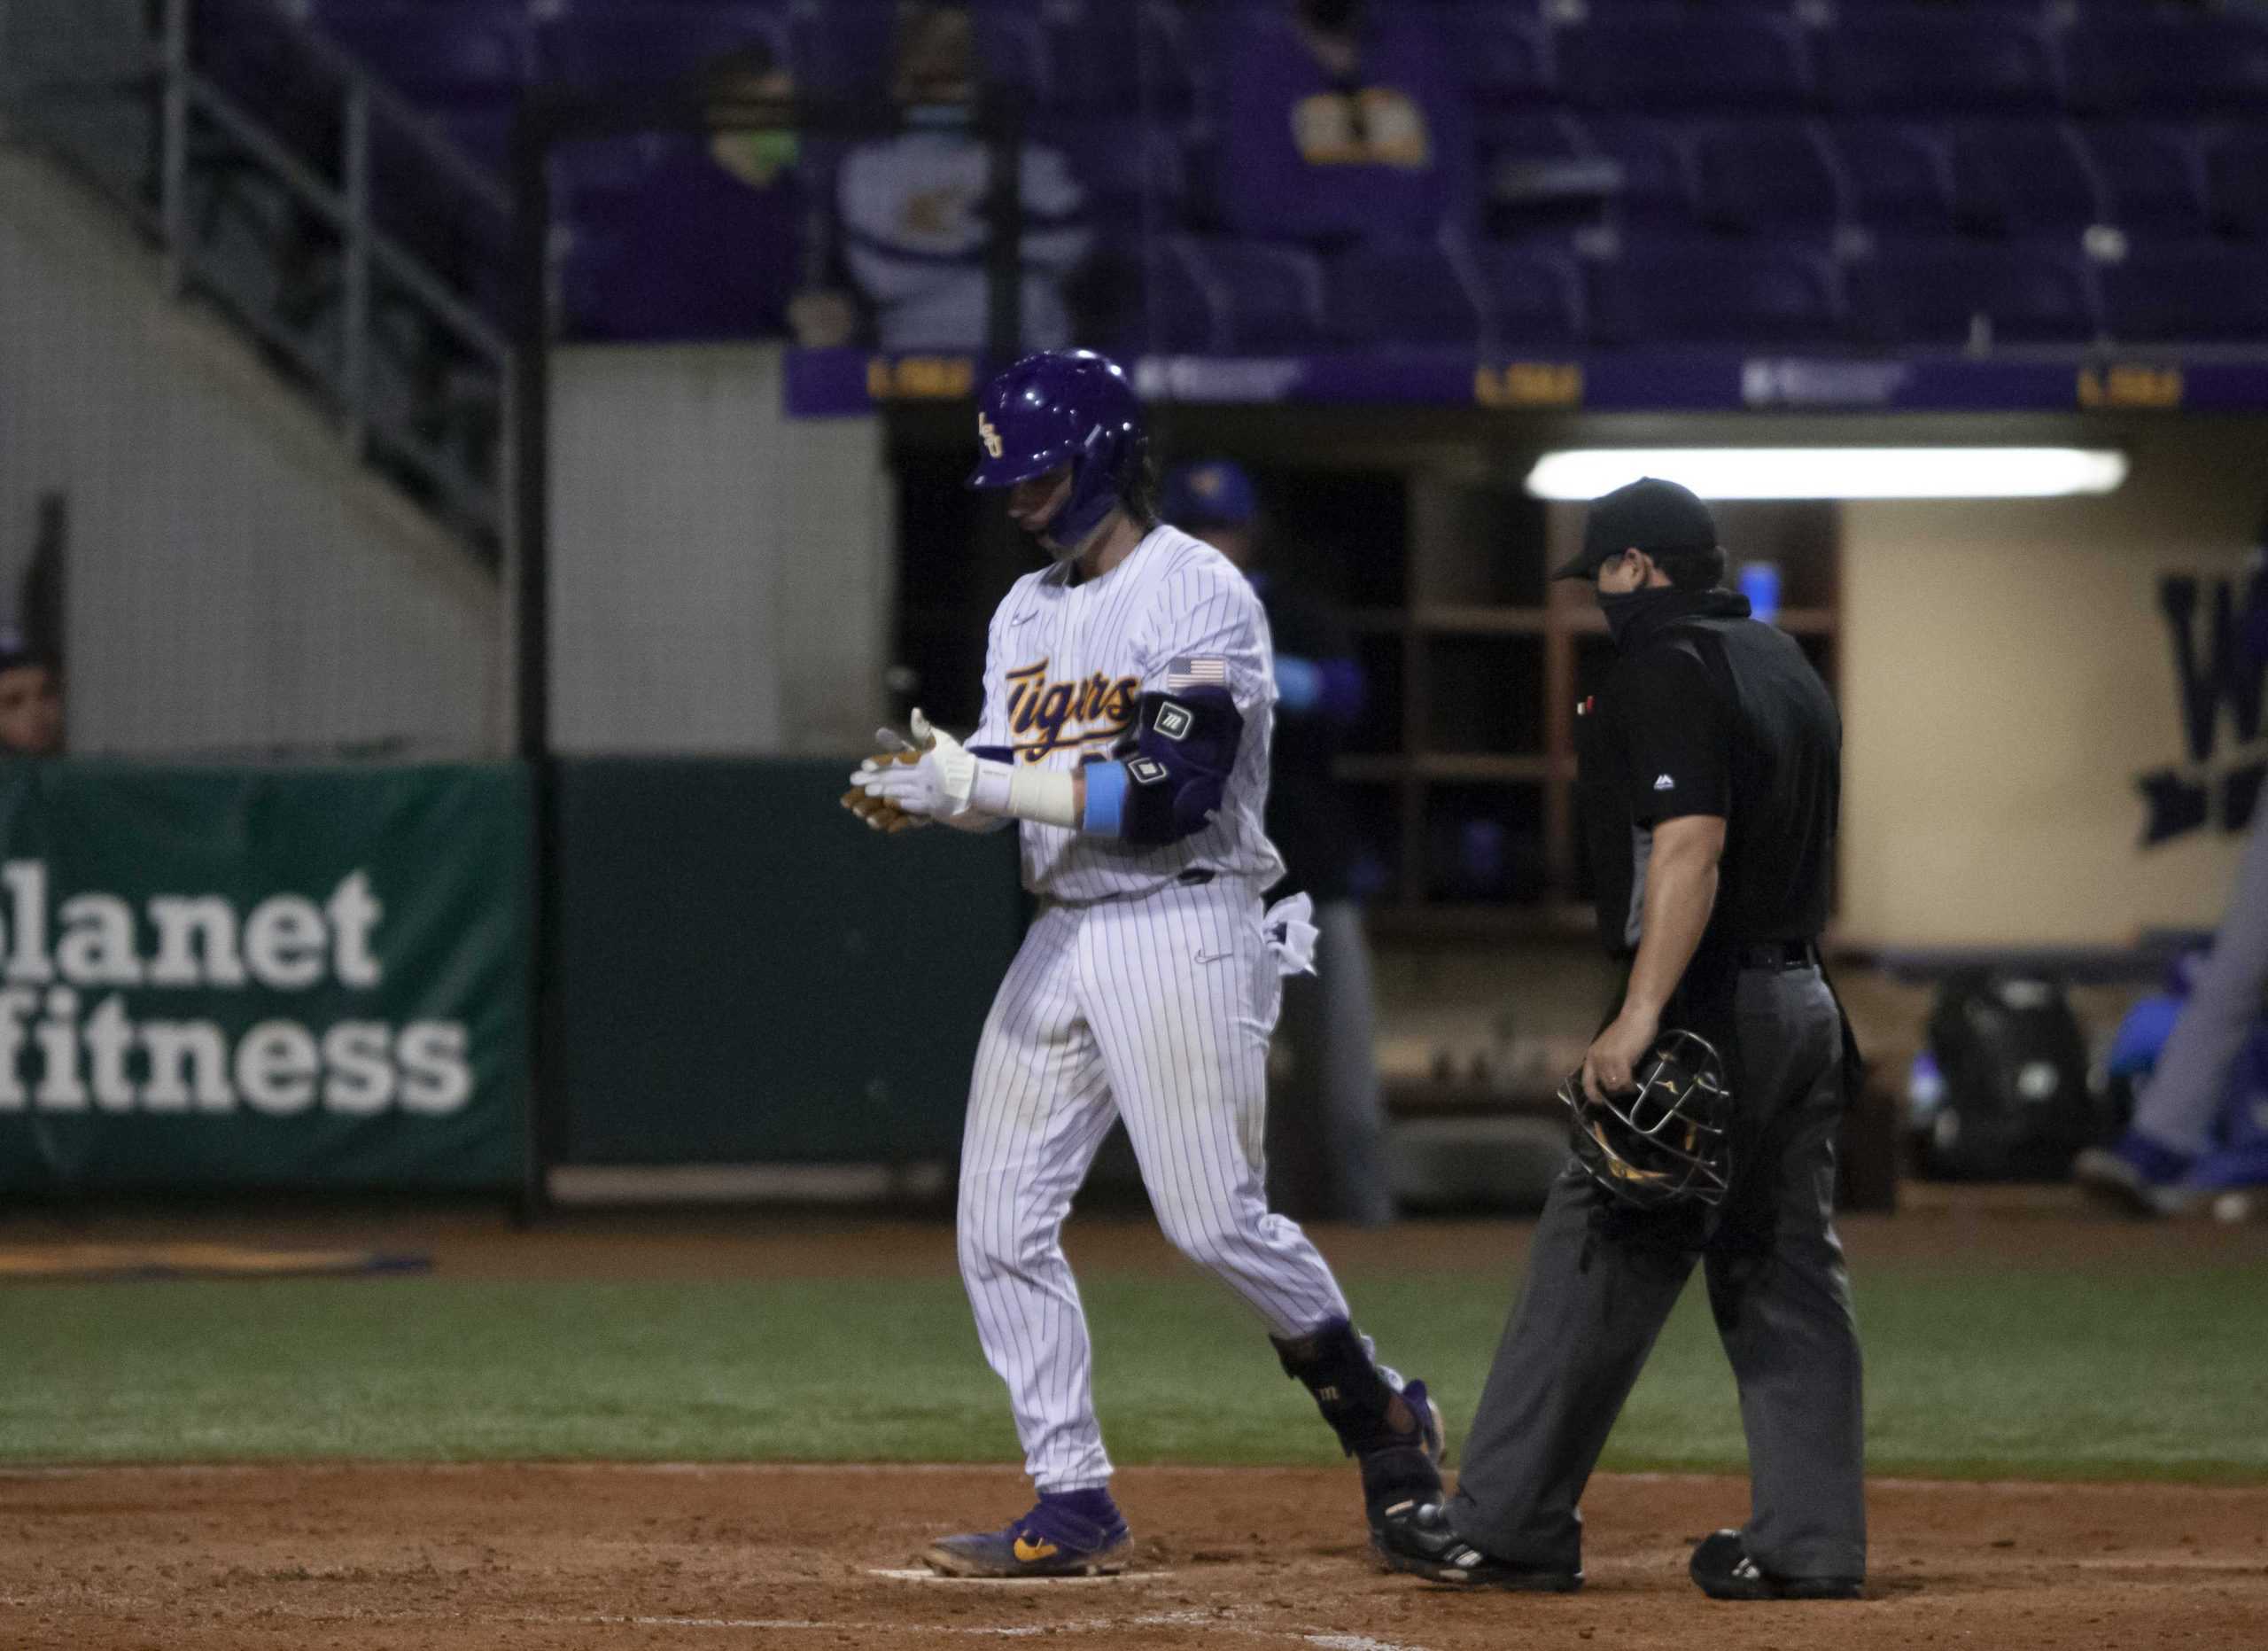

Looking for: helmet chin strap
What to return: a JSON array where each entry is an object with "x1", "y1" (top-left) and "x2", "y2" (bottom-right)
[{"x1": 1039, "y1": 508, "x2": 1115, "y2": 565}]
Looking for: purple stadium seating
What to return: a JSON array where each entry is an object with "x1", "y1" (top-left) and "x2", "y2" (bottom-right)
[
  {"x1": 1816, "y1": 14, "x2": 2062, "y2": 115},
  {"x1": 1419, "y1": 7, "x2": 1555, "y2": 108},
  {"x1": 1323, "y1": 241, "x2": 1485, "y2": 347},
  {"x1": 1558, "y1": 16, "x2": 1809, "y2": 113},
  {"x1": 2101, "y1": 245, "x2": 2268, "y2": 343},
  {"x1": 1950, "y1": 122, "x2": 2103, "y2": 235},
  {"x1": 311, "y1": 4, "x2": 534, "y2": 105},
  {"x1": 1154, "y1": 236, "x2": 1329, "y2": 353},
  {"x1": 2205, "y1": 128, "x2": 2268, "y2": 240},
  {"x1": 783, "y1": 0, "x2": 896, "y2": 104},
  {"x1": 1586, "y1": 243, "x2": 1841, "y2": 347},
  {"x1": 435, "y1": 108, "x2": 514, "y2": 178},
  {"x1": 539, "y1": 7, "x2": 790, "y2": 92},
  {"x1": 1691, "y1": 121, "x2": 1845, "y2": 236},
  {"x1": 291, "y1": 0, "x2": 2268, "y2": 356},
  {"x1": 1586, "y1": 119, "x2": 1697, "y2": 232},
  {"x1": 1028, "y1": 2, "x2": 1195, "y2": 113},
  {"x1": 1827, "y1": 122, "x2": 1955, "y2": 234},
  {"x1": 2083, "y1": 126, "x2": 2210, "y2": 238},
  {"x1": 2066, "y1": 19, "x2": 2268, "y2": 115},
  {"x1": 1848, "y1": 239, "x2": 2098, "y2": 346},
  {"x1": 1475, "y1": 245, "x2": 1585, "y2": 346},
  {"x1": 1039, "y1": 116, "x2": 1185, "y2": 221}
]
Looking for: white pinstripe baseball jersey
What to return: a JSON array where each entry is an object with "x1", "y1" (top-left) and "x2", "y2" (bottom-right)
[{"x1": 971, "y1": 525, "x2": 1286, "y2": 902}]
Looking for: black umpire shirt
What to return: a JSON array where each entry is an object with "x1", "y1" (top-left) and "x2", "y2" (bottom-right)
[{"x1": 1576, "y1": 588, "x2": 1839, "y2": 964}]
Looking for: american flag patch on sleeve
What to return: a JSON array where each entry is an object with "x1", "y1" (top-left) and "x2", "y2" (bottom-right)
[{"x1": 1166, "y1": 656, "x2": 1230, "y2": 690}]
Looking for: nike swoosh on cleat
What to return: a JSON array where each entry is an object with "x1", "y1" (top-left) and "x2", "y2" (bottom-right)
[{"x1": 1013, "y1": 1537, "x2": 1060, "y2": 1562}]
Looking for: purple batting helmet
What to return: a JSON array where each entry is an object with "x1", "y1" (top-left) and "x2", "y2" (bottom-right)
[{"x1": 967, "y1": 349, "x2": 1147, "y2": 549}]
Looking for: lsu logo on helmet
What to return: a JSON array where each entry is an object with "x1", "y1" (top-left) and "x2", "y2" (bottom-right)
[{"x1": 978, "y1": 412, "x2": 1004, "y2": 460}]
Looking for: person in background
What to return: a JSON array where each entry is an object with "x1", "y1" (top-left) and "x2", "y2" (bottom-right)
[
  {"x1": 1205, "y1": 0, "x2": 1472, "y2": 246},
  {"x1": 0, "y1": 633, "x2": 64, "y2": 758},
  {"x1": 2076, "y1": 539, "x2": 2268, "y2": 1214},
  {"x1": 1163, "y1": 459, "x2": 1393, "y2": 1226},
  {"x1": 834, "y1": 2, "x2": 1093, "y2": 350}
]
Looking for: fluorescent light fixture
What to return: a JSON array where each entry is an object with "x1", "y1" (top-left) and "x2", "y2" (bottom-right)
[{"x1": 1524, "y1": 448, "x2": 2129, "y2": 502}]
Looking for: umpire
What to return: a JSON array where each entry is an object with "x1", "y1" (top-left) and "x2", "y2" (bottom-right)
[{"x1": 1379, "y1": 477, "x2": 1866, "y2": 1600}]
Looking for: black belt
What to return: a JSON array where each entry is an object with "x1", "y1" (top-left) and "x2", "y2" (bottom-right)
[{"x1": 1735, "y1": 939, "x2": 1821, "y2": 972}]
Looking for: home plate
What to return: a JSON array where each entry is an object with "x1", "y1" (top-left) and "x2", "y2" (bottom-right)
[{"x1": 867, "y1": 1568, "x2": 1170, "y2": 1585}]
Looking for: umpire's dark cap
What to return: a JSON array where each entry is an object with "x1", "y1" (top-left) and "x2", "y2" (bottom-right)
[{"x1": 1552, "y1": 476, "x2": 1720, "y2": 580}]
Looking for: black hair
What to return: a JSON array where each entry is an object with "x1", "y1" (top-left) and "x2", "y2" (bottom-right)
[{"x1": 1653, "y1": 545, "x2": 1727, "y2": 591}]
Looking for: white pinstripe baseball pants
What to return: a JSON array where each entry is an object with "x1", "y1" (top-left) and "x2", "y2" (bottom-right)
[{"x1": 958, "y1": 876, "x2": 1353, "y2": 1491}]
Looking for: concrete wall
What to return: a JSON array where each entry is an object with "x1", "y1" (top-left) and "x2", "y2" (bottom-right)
[
  {"x1": 0, "y1": 148, "x2": 502, "y2": 758},
  {"x1": 1837, "y1": 423, "x2": 2265, "y2": 946},
  {"x1": 548, "y1": 345, "x2": 893, "y2": 756}
]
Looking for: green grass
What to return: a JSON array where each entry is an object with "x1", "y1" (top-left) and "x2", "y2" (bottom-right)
[{"x1": 3, "y1": 1263, "x2": 2264, "y2": 1481}]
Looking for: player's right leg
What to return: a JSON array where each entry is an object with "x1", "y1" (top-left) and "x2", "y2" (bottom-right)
[
  {"x1": 928, "y1": 903, "x2": 1131, "y2": 1578},
  {"x1": 1079, "y1": 877, "x2": 1442, "y2": 1549}
]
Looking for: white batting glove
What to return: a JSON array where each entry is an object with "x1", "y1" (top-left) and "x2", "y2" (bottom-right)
[{"x1": 849, "y1": 708, "x2": 980, "y2": 819}]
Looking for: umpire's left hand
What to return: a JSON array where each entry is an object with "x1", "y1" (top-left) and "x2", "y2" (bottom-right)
[{"x1": 1582, "y1": 1006, "x2": 1660, "y2": 1103}]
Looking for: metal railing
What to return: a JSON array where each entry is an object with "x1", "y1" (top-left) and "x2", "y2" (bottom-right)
[{"x1": 0, "y1": 0, "x2": 511, "y2": 557}]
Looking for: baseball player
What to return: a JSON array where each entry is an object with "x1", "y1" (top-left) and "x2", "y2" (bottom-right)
[{"x1": 844, "y1": 349, "x2": 1443, "y2": 1577}]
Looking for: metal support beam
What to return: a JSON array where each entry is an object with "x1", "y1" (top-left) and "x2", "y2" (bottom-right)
[
  {"x1": 342, "y1": 81, "x2": 372, "y2": 460},
  {"x1": 159, "y1": 0, "x2": 188, "y2": 296}
]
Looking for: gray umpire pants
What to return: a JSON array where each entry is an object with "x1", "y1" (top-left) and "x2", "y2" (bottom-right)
[
  {"x1": 1266, "y1": 899, "x2": 1394, "y2": 1227},
  {"x1": 2135, "y1": 801, "x2": 2268, "y2": 1156},
  {"x1": 1447, "y1": 963, "x2": 1867, "y2": 1583}
]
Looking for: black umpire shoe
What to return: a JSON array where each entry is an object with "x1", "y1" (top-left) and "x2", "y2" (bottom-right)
[
  {"x1": 1374, "y1": 1501, "x2": 1583, "y2": 1592},
  {"x1": 1689, "y1": 1530, "x2": 1862, "y2": 1600}
]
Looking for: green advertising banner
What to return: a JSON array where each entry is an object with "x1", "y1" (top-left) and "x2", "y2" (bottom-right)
[{"x1": 0, "y1": 763, "x2": 529, "y2": 1193}]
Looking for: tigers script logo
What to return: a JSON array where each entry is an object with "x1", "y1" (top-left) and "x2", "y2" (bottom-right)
[{"x1": 1005, "y1": 661, "x2": 1139, "y2": 762}]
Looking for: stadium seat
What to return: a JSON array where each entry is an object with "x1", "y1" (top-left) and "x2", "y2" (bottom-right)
[
  {"x1": 1950, "y1": 122, "x2": 2103, "y2": 236},
  {"x1": 434, "y1": 108, "x2": 513, "y2": 179},
  {"x1": 1826, "y1": 121, "x2": 1956, "y2": 235},
  {"x1": 310, "y1": 4, "x2": 534, "y2": 105},
  {"x1": 1691, "y1": 121, "x2": 1845, "y2": 237},
  {"x1": 2083, "y1": 126, "x2": 2210, "y2": 238},
  {"x1": 1478, "y1": 108, "x2": 1615, "y2": 239},
  {"x1": 1419, "y1": 6, "x2": 1556, "y2": 108},
  {"x1": 1037, "y1": 116, "x2": 1185, "y2": 223},
  {"x1": 2204, "y1": 128, "x2": 2268, "y2": 241},
  {"x1": 2100, "y1": 245, "x2": 2268, "y2": 343},
  {"x1": 1558, "y1": 16, "x2": 1809, "y2": 112},
  {"x1": 1586, "y1": 243, "x2": 1841, "y2": 347},
  {"x1": 1586, "y1": 119, "x2": 1698, "y2": 233},
  {"x1": 2065, "y1": 19, "x2": 2268, "y2": 115},
  {"x1": 539, "y1": 6, "x2": 790, "y2": 92},
  {"x1": 1474, "y1": 245, "x2": 1585, "y2": 347},
  {"x1": 1847, "y1": 238, "x2": 2099, "y2": 346},
  {"x1": 1037, "y1": 3, "x2": 1194, "y2": 113},
  {"x1": 1322, "y1": 240, "x2": 1485, "y2": 347},
  {"x1": 1151, "y1": 237, "x2": 1329, "y2": 353},
  {"x1": 783, "y1": 0, "x2": 897, "y2": 104},
  {"x1": 1815, "y1": 13, "x2": 2062, "y2": 115}
]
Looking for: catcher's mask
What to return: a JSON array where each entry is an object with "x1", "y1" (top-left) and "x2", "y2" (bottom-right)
[{"x1": 1560, "y1": 1028, "x2": 1733, "y2": 1211}]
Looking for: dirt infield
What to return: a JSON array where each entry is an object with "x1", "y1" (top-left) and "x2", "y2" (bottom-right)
[{"x1": 3, "y1": 1461, "x2": 2264, "y2": 1650}]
